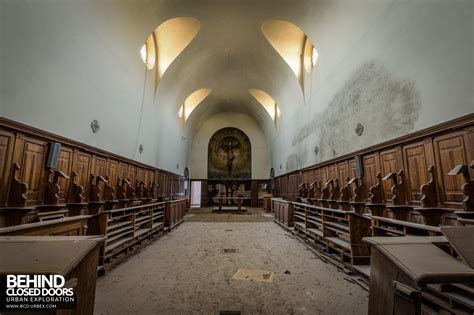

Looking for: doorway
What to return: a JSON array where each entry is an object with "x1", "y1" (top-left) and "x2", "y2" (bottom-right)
[{"x1": 190, "y1": 181, "x2": 201, "y2": 208}]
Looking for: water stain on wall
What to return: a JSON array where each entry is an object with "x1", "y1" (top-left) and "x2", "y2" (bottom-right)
[{"x1": 290, "y1": 61, "x2": 421, "y2": 166}]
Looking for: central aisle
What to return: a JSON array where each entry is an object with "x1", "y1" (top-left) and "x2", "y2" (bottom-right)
[{"x1": 95, "y1": 213, "x2": 368, "y2": 314}]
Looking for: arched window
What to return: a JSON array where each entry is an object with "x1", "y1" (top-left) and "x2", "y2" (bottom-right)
[{"x1": 140, "y1": 35, "x2": 156, "y2": 69}]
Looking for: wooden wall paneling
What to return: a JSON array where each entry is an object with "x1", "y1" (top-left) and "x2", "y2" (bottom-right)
[
  {"x1": 348, "y1": 159, "x2": 357, "y2": 178},
  {"x1": 338, "y1": 161, "x2": 349, "y2": 185},
  {"x1": 157, "y1": 172, "x2": 163, "y2": 194},
  {"x1": 379, "y1": 148, "x2": 403, "y2": 202},
  {"x1": 118, "y1": 162, "x2": 128, "y2": 181},
  {"x1": 433, "y1": 132, "x2": 469, "y2": 207},
  {"x1": 274, "y1": 178, "x2": 280, "y2": 195},
  {"x1": 0, "y1": 130, "x2": 15, "y2": 205},
  {"x1": 106, "y1": 159, "x2": 119, "y2": 191},
  {"x1": 303, "y1": 170, "x2": 310, "y2": 184},
  {"x1": 163, "y1": 174, "x2": 168, "y2": 195},
  {"x1": 464, "y1": 127, "x2": 474, "y2": 175},
  {"x1": 313, "y1": 168, "x2": 321, "y2": 184},
  {"x1": 201, "y1": 180, "x2": 208, "y2": 206},
  {"x1": 14, "y1": 136, "x2": 48, "y2": 205},
  {"x1": 91, "y1": 155, "x2": 107, "y2": 197},
  {"x1": 363, "y1": 153, "x2": 380, "y2": 192},
  {"x1": 328, "y1": 163, "x2": 338, "y2": 181},
  {"x1": 128, "y1": 165, "x2": 137, "y2": 188},
  {"x1": 289, "y1": 173, "x2": 299, "y2": 199},
  {"x1": 73, "y1": 150, "x2": 92, "y2": 199},
  {"x1": 309, "y1": 170, "x2": 316, "y2": 183},
  {"x1": 154, "y1": 170, "x2": 160, "y2": 194},
  {"x1": 145, "y1": 169, "x2": 153, "y2": 186},
  {"x1": 56, "y1": 146, "x2": 74, "y2": 203},
  {"x1": 91, "y1": 155, "x2": 107, "y2": 177},
  {"x1": 402, "y1": 140, "x2": 434, "y2": 204},
  {"x1": 136, "y1": 168, "x2": 145, "y2": 184},
  {"x1": 321, "y1": 166, "x2": 328, "y2": 184},
  {"x1": 160, "y1": 173, "x2": 164, "y2": 195}
]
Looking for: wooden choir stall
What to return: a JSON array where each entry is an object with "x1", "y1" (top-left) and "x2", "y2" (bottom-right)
[{"x1": 0, "y1": 119, "x2": 190, "y2": 313}]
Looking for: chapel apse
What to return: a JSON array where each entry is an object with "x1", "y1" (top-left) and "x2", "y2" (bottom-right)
[{"x1": 208, "y1": 127, "x2": 251, "y2": 180}]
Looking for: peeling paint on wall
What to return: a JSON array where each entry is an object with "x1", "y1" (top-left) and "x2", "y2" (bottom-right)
[{"x1": 290, "y1": 61, "x2": 421, "y2": 166}]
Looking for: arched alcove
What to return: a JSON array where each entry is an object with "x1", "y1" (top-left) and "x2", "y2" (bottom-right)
[{"x1": 208, "y1": 127, "x2": 251, "y2": 180}]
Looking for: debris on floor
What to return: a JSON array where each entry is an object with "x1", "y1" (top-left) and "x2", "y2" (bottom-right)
[{"x1": 232, "y1": 268, "x2": 275, "y2": 283}]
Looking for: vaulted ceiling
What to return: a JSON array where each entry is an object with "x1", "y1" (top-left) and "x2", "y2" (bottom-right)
[{"x1": 137, "y1": 0, "x2": 319, "y2": 137}]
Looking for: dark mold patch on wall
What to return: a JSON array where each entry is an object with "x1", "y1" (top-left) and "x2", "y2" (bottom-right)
[{"x1": 292, "y1": 61, "x2": 421, "y2": 163}]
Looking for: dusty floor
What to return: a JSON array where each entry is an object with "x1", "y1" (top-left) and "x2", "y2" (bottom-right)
[
  {"x1": 95, "y1": 210, "x2": 368, "y2": 314},
  {"x1": 184, "y1": 207, "x2": 274, "y2": 222}
]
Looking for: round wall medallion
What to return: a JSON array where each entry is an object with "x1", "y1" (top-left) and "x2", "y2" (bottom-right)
[
  {"x1": 90, "y1": 120, "x2": 100, "y2": 133},
  {"x1": 355, "y1": 123, "x2": 364, "y2": 136}
]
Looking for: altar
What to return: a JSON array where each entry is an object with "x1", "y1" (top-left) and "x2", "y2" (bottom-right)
[{"x1": 212, "y1": 196, "x2": 250, "y2": 212}]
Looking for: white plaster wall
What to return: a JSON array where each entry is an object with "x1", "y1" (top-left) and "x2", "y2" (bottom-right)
[
  {"x1": 0, "y1": 0, "x2": 4, "y2": 117},
  {"x1": 271, "y1": 0, "x2": 474, "y2": 176},
  {"x1": 1, "y1": 0, "x2": 472, "y2": 178},
  {"x1": 189, "y1": 112, "x2": 270, "y2": 179},
  {"x1": 0, "y1": 0, "x2": 186, "y2": 174}
]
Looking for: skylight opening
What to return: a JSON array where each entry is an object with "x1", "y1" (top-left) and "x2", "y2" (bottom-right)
[
  {"x1": 249, "y1": 89, "x2": 281, "y2": 128},
  {"x1": 139, "y1": 17, "x2": 200, "y2": 90},
  {"x1": 312, "y1": 47, "x2": 319, "y2": 67},
  {"x1": 140, "y1": 35, "x2": 156, "y2": 69},
  {"x1": 178, "y1": 88, "x2": 212, "y2": 124},
  {"x1": 262, "y1": 20, "x2": 318, "y2": 95}
]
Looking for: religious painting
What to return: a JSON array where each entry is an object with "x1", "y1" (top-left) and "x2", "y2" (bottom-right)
[{"x1": 208, "y1": 127, "x2": 251, "y2": 180}]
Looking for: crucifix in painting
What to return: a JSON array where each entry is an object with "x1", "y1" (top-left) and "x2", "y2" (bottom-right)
[{"x1": 208, "y1": 127, "x2": 251, "y2": 180}]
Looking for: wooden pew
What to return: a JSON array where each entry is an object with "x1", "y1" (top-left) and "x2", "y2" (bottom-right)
[
  {"x1": 448, "y1": 162, "x2": 474, "y2": 222},
  {"x1": 292, "y1": 201, "x2": 307, "y2": 237},
  {"x1": 66, "y1": 171, "x2": 88, "y2": 216},
  {"x1": 103, "y1": 175, "x2": 119, "y2": 210},
  {"x1": 292, "y1": 198, "x2": 371, "y2": 265},
  {"x1": 88, "y1": 201, "x2": 166, "y2": 271},
  {"x1": 88, "y1": 174, "x2": 107, "y2": 214},
  {"x1": 33, "y1": 169, "x2": 70, "y2": 222},
  {"x1": 0, "y1": 235, "x2": 105, "y2": 315},
  {"x1": 116, "y1": 177, "x2": 131, "y2": 208},
  {"x1": 414, "y1": 165, "x2": 455, "y2": 226},
  {"x1": 383, "y1": 170, "x2": 415, "y2": 221},
  {"x1": 365, "y1": 228, "x2": 474, "y2": 315},
  {"x1": 165, "y1": 198, "x2": 187, "y2": 230},
  {"x1": 349, "y1": 175, "x2": 368, "y2": 214},
  {"x1": 293, "y1": 201, "x2": 324, "y2": 243},
  {"x1": 321, "y1": 205, "x2": 371, "y2": 265},
  {"x1": 0, "y1": 215, "x2": 91, "y2": 236},
  {"x1": 0, "y1": 163, "x2": 35, "y2": 227},
  {"x1": 337, "y1": 177, "x2": 352, "y2": 211},
  {"x1": 366, "y1": 173, "x2": 386, "y2": 217},
  {"x1": 272, "y1": 198, "x2": 294, "y2": 228}
]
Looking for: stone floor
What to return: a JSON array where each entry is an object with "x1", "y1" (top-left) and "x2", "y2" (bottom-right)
[{"x1": 94, "y1": 210, "x2": 368, "y2": 314}]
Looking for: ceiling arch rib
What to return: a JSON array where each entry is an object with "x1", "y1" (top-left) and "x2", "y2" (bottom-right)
[
  {"x1": 140, "y1": 17, "x2": 200, "y2": 92},
  {"x1": 179, "y1": 88, "x2": 212, "y2": 123},
  {"x1": 261, "y1": 20, "x2": 318, "y2": 96},
  {"x1": 249, "y1": 89, "x2": 281, "y2": 128}
]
